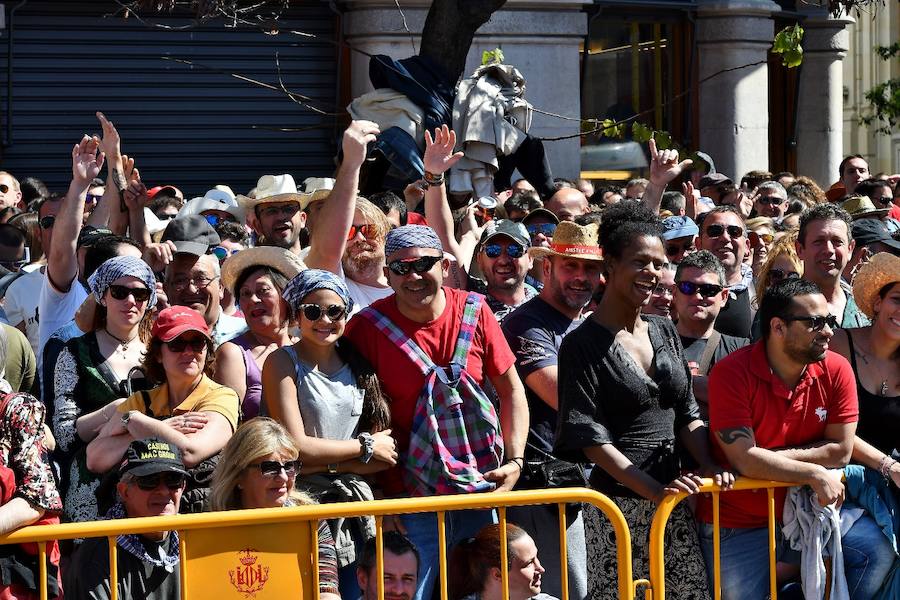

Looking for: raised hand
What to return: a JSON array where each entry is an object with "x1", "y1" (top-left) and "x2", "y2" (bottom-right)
[
  {"x1": 123, "y1": 179, "x2": 148, "y2": 213},
  {"x1": 96, "y1": 111, "x2": 122, "y2": 159},
  {"x1": 648, "y1": 138, "x2": 692, "y2": 188},
  {"x1": 342, "y1": 120, "x2": 380, "y2": 170},
  {"x1": 71, "y1": 135, "x2": 104, "y2": 187},
  {"x1": 423, "y1": 125, "x2": 464, "y2": 175}
]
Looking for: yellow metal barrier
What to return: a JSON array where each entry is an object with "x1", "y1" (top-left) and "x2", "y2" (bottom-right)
[
  {"x1": 648, "y1": 477, "x2": 797, "y2": 600},
  {"x1": 0, "y1": 488, "x2": 636, "y2": 600}
]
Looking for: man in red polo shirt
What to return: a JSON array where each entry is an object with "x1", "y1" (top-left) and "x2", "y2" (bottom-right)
[{"x1": 697, "y1": 277, "x2": 892, "y2": 599}]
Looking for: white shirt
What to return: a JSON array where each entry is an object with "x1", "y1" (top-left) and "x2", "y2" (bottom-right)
[
  {"x1": 37, "y1": 272, "x2": 87, "y2": 370},
  {"x1": 3, "y1": 267, "x2": 45, "y2": 360}
]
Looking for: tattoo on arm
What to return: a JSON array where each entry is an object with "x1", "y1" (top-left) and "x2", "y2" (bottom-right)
[{"x1": 716, "y1": 426, "x2": 753, "y2": 445}]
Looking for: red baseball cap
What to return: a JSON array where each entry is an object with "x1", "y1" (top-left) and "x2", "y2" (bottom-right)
[
  {"x1": 151, "y1": 307, "x2": 211, "y2": 342},
  {"x1": 147, "y1": 185, "x2": 184, "y2": 201}
]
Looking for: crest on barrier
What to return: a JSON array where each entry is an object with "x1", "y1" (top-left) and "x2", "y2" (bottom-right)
[{"x1": 228, "y1": 547, "x2": 270, "y2": 597}]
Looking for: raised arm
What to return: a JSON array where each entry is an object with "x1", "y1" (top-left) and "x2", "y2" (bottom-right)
[
  {"x1": 641, "y1": 138, "x2": 692, "y2": 216},
  {"x1": 305, "y1": 120, "x2": 380, "y2": 274},
  {"x1": 422, "y1": 126, "x2": 466, "y2": 265}
]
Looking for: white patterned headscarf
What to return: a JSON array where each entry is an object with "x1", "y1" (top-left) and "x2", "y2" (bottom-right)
[{"x1": 88, "y1": 256, "x2": 158, "y2": 308}]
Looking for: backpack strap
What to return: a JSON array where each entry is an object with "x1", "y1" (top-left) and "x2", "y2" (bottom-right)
[
  {"x1": 140, "y1": 390, "x2": 155, "y2": 419},
  {"x1": 359, "y1": 307, "x2": 436, "y2": 376},
  {"x1": 698, "y1": 331, "x2": 721, "y2": 376},
  {"x1": 450, "y1": 293, "x2": 483, "y2": 368}
]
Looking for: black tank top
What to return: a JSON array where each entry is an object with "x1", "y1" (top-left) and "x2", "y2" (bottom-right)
[{"x1": 847, "y1": 330, "x2": 900, "y2": 455}]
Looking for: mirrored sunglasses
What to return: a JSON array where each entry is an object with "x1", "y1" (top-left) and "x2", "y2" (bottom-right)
[
  {"x1": 676, "y1": 281, "x2": 724, "y2": 298},
  {"x1": 347, "y1": 224, "x2": 377, "y2": 241},
  {"x1": 211, "y1": 246, "x2": 240, "y2": 261},
  {"x1": 483, "y1": 243, "x2": 525, "y2": 259},
  {"x1": 525, "y1": 223, "x2": 557, "y2": 237}
]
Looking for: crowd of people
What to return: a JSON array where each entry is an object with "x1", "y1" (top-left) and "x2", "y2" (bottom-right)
[{"x1": 0, "y1": 108, "x2": 897, "y2": 600}]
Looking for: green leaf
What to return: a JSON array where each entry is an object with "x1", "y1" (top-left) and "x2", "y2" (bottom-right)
[
  {"x1": 600, "y1": 118, "x2": 625, "y2": 138},
  {"x1": 632, "y1": 122, "x2": 653, "y2": 143},
  {"x1": 481, "y1": 48, "x2": 504, "y2": 66},
  {"x1": 772, "y1": 24, "x2": 804, "y2": 68},
  {"x1": 654, "y1": 130, "x2": 673, "y2": 150}
]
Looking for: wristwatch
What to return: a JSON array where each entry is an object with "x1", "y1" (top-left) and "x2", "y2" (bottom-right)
[
  {"x1": 358, "y1": 432, "x2": 375, "y2": 464},
  {"x1": 120, "y1": 410, "x2": 133, "y2": 431}
]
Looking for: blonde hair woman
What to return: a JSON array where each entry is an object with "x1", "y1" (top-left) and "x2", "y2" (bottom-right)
[{"x1": 209, "y1": 417, "x2": 340, "y2": 600}]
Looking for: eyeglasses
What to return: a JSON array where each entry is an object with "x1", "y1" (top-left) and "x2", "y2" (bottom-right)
[
  {"x1": 169, "y1": 275, "x2": 218, "y2": 291},
  {"x1": 211, "y1": 246, "x2": 240, "y2": 261},
  {"x1": 252, "y1": 459, "x2": 301, "y2": 478},
  {"x1": 85, "y1": 193, "x2": 103, "y2": 205},
  {"x1": 347, "y1": 223, "x2": 377, "y2": 241},
  {"x1": 665, "y1": 241, "x2": 695, "y2": 257},
  {"x1": 387, "y1": 255, "x2": 442, "y2": 276},
  {"x1": 872, "y1": 195, "x2": 892, "y2": 207},
  {"x1": 676, "y1": 281, "x2": 725, "y2": 298},
  {"x1": 258, "y1": 203, "x2": 300, "y2": 219},
  {"x1": 526, "y1": 223, "x2": 557, "y2": 237},
  {"x1": 769, "y1": 268, "x2": 800, "y2": 283},
  {"x1": 483, "y1": 243, "x2": 525, "y2": 259},
  {"x1": 132, "y1": 472, "x2": 186, "y2": 491},
  {"x1": 705, "y1": 224, "x2": 745, "y2": 239},
  {"x1": 109, "y1": 284, "x2": 152, "y2": 303},
  {"x1": 298, "y1": 303, "x2": 347, "y2": 322},
  {"x1": 756, "y1": 196, "x2": 785, "y2": 206},
  {"x1": 39, "y1": 216, "x2": 56, "y2": 230},
  {"x1": 782, "y1": 314, "x2": 838, "y2": 332},
  {"x1": 165, "y1": 336, "x2": 208, "y2": 353}
]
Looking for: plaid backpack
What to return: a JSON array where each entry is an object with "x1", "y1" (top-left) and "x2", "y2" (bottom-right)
[{"x1": 360, "y1": 292, "x2": 504, "y2": 496}]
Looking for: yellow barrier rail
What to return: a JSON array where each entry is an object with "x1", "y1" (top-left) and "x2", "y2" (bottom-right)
[
  {"x1": 0, "y1": 488, "x2": 636, "y2": 600},
  {"x1": 648, "y1": 477, "x2": 797, "y2": 600}
]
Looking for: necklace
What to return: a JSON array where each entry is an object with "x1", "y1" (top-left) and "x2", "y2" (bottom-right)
[
  {"x1": 857, "y1": 335, "x2": 895, "y2": 397},
  {"x1": 104, "y1": 328, "x2": 139, "y2": 354}
]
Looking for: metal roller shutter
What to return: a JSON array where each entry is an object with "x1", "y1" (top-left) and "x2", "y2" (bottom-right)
[{"x1": 0, "y1": 0, "x2": 338, "y2": 196}]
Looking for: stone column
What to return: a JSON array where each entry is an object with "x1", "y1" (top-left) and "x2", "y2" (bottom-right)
[
  {"x1": 795, "y1": 9, "x2": 852, "y2": 187},
  {"x1": 341, "y1": 0, "x2": 589, "y2": 180},
  {"x1": 696, "y1": 0, "x2": 780, "y2": 180}
]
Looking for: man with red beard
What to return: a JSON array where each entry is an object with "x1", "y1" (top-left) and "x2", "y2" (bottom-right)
[{"x1": 303, "y1": 120, "x2": 395, "y2": 313}]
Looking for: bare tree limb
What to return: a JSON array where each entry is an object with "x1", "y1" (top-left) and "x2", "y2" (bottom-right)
[{"x1": 419, "y1": 0, "x2": 507, "y2": 84}]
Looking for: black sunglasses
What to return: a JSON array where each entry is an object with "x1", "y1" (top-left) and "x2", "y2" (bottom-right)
[
  {"x1": 483, "y1": 243, "x2": 525, "y2": 259},
  {"x1": 526, "y1": 223, "x2": 557, "y2": 237},
  {"x1": 769, "y1": 268, "x2": 800, "y2": 283},
  {"x1": 387, "y1": 255, "x2": 442, "y2": 276},
  {"x1": 756, "y1": 196, "x2": 785, "y2": 206},
  {"x1": 298, "y1": 303, "x2": 347, "y2": 322},
  {"x1": 705, "y1": 224, "x2": 745, "y2": 239},
  {"x1": 783, "y1": 314, "x2": 838, "y2": 332},
  {"x1": 253, "y1": 459, "x2": 301, "y2": 478},
  {"x1": 109, "y1": 284, "x2": 152, "y2": 303},
  {"x1": 39, "y1": 215, "x2": 56, "y2": 230},
  {"x1": 133, "y1": 472, "x2": 186, "y2": 491},
  {"x1": 676, "y1": 281, "x2": 725, "y2": 298},
  {"x1": 165, "y1": 337, "x2": 207, "y2": 353},
  {"x1": 665, "y1": 242, "x2": 695, "y2": 257}
]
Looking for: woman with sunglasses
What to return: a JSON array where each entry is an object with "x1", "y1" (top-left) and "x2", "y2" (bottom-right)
[
  {"x1": 262, "y1": 268, "x2": 394, "y2": 596},
  {"x1": 86, "y1": 306, "x2": 240, "y2": 514},
  {"x1": 215, "y1": 247, "x2": 305, "y2": 420},
  {"x1": 745, "y1": 216, "x2": 775, "y2": 276},
  {"x1": 209, "y1": 417, "x2": 340, "y2": 599},
  {"x1": 51, "y1": 255, "x2": 157, "y2": 523},
  {"x1": 749, "y1": 233, "x2": 803, "y2": 340},
  {"x1": 555, "y1": 202, "x2": 731, "y2": 600}
]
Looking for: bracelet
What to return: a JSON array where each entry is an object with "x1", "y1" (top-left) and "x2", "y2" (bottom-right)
[
  {"x1": 879, "y1": 456, "x2": 897, "y2": 480},
  {"x1": 505, "y1": 457, "x2": 525, "y2": 472},
  {"x1": 423, "y1": 170, "x2": 444, "y2": 187},
  {"x1": 358, "y1": 432, "x2": 375, "y2": 464}
]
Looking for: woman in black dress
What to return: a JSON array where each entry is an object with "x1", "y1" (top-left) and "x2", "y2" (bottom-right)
[{"x1": 555, "y1": 202, "x2": 732, "y2": 600}]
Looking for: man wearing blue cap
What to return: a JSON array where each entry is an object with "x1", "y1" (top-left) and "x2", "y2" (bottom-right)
[
  {"x1": 345, "y1": 224, "x2": 528, "y2": 600},
  {"x1": 661, "y1": 215, "x2": 699, "y2": 264}
]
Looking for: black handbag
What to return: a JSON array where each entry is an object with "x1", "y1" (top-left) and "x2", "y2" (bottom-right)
[{"x1": 515, "y1": 443, "x2": 588, "y2": 521}]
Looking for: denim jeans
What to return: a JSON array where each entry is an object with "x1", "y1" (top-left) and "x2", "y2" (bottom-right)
[
  {"x1": 698, "y1": 523, "x2": 797, "y2": 600},
  {"x1": 841, "y1": 509, "x2": 895, "y2": 599},
  {"x1": 400, "y1": 508, "x2": 497, "y2": 600}
]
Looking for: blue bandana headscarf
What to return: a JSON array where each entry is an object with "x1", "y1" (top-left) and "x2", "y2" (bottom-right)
[
  {"x1": 282, "y1": 268, "x2": 353, "y2": 314},
  {"x1": 384, "y1": 225, "x2": 443, "y2": 259},
  {"x1": 88, "y1": 255, "x2": 158, "y2": 308}
]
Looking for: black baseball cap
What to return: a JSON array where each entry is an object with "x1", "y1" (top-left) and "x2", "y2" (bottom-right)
[
  {"x1": 161, "y1": 215, "x2": 221, "y2": 256},
  {"x1": 119, "y1": 438, "x2": 188, "y2": 477},
  {"x1": 852, "y1": 218, "x2": 900, "y2": 252},
  {"x1": 76, "y1": 226, "x2": 114, "y2": 250}
]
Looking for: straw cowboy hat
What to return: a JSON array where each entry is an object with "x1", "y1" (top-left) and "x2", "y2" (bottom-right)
[
  {"x1": 528, "y1": 221, "x2": 602, "y2": 261},
  {"x1": 841, "y1": 195, "x2": 890, "y2": 221},
  {"x1": 238, "y1": 174, "x2": 308, "y2": 212},
  {"x1": 852, "y1": 252, "x2": 900, "y2": 320},
  {"x1": 221, "y1": 246, "x2": 307, "y2": 294}
]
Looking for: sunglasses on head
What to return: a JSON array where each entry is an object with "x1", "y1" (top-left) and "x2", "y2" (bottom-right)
[
  {"x1": 347, "y1": 223, "x2": 376, "y2": 241},
  {"x1": 526, "y1": 223, "x2": 557, "y2": 237},
  {"x1": 769, "y1": 268, "x2": 800, "y2": 283},
  {"x1": 387, "y1": 255, "x2": 442, "y2": 276},
  {"x1": 676, "y1": 281, "x2": 725, "y2": 298},
  {"x1": 298, "y1": 303, "x2": 347, "y2": 322},
  {"x1": 483, "y1": 243, "x2": 525, "y2": 259},
  {"x1": 253, "y1": 459, "x2": 301, "y2": 478},
  {"x1": 211, "y1": 246, "x2": 240, "y2": 261},
  {"x1": 783, "y1": 314, "x2": 838, "y2": 332},
  {"x1": 133, "y1": 472, "x2": 186, "y2": 491},
  {"x1": 165, "y1": 336, "x2": 207, "y2": 353},
  {"x1": 109, "y1": 284, "x2": 151, "y2": 303},
  {"x1": 39, "y1": 215, "x2": 55, "y2": 230},
  {"x1": 705, "y1": 224, "x2": 744, "y2": 239}
]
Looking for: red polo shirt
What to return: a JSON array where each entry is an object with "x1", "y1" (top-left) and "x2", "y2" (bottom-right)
[{"x1": 696, "y1": 341, "x2": 858, "y2": 528}]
